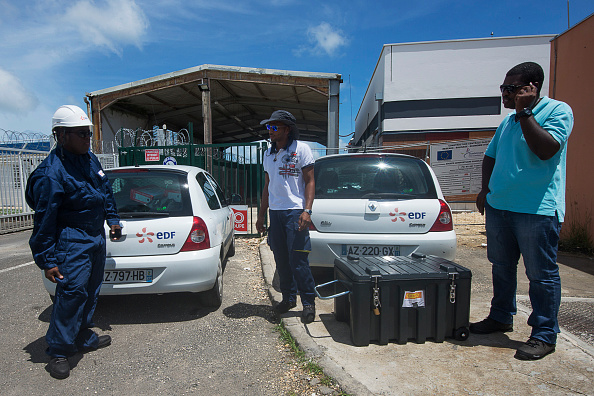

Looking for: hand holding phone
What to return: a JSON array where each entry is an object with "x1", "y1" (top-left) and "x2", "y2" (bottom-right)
[{"x1": 110, "y1": 226, "x2": 122, "y2": 240}]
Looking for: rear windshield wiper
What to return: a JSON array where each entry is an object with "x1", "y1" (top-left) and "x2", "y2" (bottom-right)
[
  {"x1": 118, "y1": 212, "x2": 170, "y2": 218},
  {"x1": 361, "y1": 193, "x2": 417, "y2": 199}
]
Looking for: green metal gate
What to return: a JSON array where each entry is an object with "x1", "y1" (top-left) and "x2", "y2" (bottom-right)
[{"x1": 118, "y1": 142, "x2": 267, "y2": 237}]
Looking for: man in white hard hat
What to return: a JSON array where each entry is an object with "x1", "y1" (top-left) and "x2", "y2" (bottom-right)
[{"x1": 26, "y1": 105, "x2": 121, "y2": 379}]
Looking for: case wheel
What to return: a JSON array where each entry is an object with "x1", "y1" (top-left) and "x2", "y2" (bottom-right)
[{"x1": 455, "y1": 327, "x2": 469, "y2": 341}]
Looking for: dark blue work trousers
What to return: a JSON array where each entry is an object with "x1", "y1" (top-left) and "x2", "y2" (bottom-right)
[
  {"x1": 268, "y1": 210, "x2": 316, "y2": 306},
  {"x1": 46, "y1": 229, "x2": 106, "y2": 357}
]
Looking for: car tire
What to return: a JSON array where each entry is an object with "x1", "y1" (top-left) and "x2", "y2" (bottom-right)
[
  {"x1": 201, "y1": 257, "x2": 223, "y2": 308},
  {"x1": 227, "y1": 236, "x2": 236, "y2": 258}
]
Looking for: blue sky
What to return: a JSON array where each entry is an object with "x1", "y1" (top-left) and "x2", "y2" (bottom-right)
[{"x1": 0, "y1": 0, "x2": 592, "y2": 146}]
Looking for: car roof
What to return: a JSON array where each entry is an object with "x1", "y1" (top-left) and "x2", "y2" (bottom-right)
[
  {"x1": 106, "y1": 165, "x2": 206, "y2": 174},
  {"x1": 316, "y1": 152, "x2": 420, "y2": 161}
]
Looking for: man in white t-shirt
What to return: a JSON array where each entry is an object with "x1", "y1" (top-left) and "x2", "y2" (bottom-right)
[{"x1": 256, "y1": 110, "x2": 316, "y2": 324}]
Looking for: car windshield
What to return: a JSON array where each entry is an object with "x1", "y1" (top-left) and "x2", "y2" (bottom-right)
[
  {"x1": 314, "y1": 155, "x2": 437, "y2": 199},
  {"x1": 106, "y1": 169, "x2": 192, "y2": 217}
]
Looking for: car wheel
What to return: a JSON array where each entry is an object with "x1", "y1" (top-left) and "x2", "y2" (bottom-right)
[
  {"x1": 201, "y1": 257, "x2": 223, "y2": 308},
  {"x1": 227, "y1": 236, "x2": 236, "y2": 258}
]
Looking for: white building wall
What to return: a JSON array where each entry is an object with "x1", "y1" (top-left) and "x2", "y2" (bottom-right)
[
  {"x1": 355, "y1": 35, "x2": 555, "y2": 144},
  {"x1": 355, "y1": 49, "x2": 387, "y2": 145}
]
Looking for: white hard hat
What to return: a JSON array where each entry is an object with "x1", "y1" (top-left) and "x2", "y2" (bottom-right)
[{"x1": 52, "y1": 105, "x2": 93, "y2": 130}]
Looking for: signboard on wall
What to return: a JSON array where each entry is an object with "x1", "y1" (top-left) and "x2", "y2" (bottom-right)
[
  {"x1": 145, "y1": 149, "x2": 160, "y2": 162},
  {"x1": 429, "y1": 139, "x2": 490, "y2": 197},
  {"x1": 230, "y1": 205, "x2": 248, "y2": 234}
]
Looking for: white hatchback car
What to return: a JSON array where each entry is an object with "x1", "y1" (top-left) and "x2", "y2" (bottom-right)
[
  {"x1": 43, "y1": 165, "x2": 235, "y2": 307},
  {"x1": 309, "y1": 153, "x2": 456, "y2": 267}
]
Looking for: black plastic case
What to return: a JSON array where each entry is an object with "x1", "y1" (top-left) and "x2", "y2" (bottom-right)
[{"x1": 333, "y1": 254, "x2": 472, "y2": 346}]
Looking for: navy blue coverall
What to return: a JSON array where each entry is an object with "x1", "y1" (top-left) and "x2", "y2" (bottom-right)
[{"x1": 26, "y1": 147, "x2": 119, "y2": 358}]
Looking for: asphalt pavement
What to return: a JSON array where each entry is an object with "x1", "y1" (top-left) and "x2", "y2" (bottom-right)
[
  {"x1": 260, "y1": 241, "x2": 594, "y2": 395},
  {"x1": 0, "y1": 231, "x2": 334, "y2": 395}
]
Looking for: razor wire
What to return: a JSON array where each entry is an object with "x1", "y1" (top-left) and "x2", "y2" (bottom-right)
[
  {"x1": 1, "y1": 128, "x2": 52, "y2": 148},
  {"x1": 114, "y1": 127, "x2": 191, "y2": 148}
]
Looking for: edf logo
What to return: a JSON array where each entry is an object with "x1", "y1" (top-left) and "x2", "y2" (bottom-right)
[
  {"x1": 408, "y1": 212, "x2": 426, "y2": 220},
  {"x1": 137, "y1": 228, "x2": 175, "y2": 243},
  {"x1": 156, "y1": 231, "x2": 176, "y2": 239},
  {"x1": 390, "y1": 209, "x2": 426, "y2": 222}
]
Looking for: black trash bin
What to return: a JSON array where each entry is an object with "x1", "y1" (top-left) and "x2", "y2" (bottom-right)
[{"x1": 319, "y1": 254, "x2": 471, "y2": 346}]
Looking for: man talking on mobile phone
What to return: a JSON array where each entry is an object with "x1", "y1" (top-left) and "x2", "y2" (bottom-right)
[{"x1": 471, "y1": 62, "x2": 574, "y2": 360}]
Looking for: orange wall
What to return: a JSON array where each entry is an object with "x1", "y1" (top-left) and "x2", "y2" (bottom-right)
[{"x1": 550, "y1": 15, "x2": 594, "y2": 241}]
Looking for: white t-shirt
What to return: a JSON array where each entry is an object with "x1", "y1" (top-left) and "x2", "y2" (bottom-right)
[{"x1": 263, "y1": 140, "x2": 314, "y2": 210}]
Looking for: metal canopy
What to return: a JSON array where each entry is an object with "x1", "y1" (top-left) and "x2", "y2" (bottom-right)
[{"x1": 87, "y1": 64, "x2": 342, "y2": 146}]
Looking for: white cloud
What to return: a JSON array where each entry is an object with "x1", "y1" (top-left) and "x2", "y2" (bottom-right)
[
  {"x1": 64, "y1": 0, "x2": 149, "y2": 55},
  {"x1": 306, "y1": 22, "x2": 348, "y2": 56},
  {"x1": 0, "y1": 68, "x2": 38, "y2": 114}
]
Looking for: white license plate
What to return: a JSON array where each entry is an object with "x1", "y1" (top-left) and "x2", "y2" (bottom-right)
[
  {"x1": 341, "y1": 245, "x2": 400, "y2": 256},
  {"x1": 103, "y1": 269, "x2": 153, "y2": 284}
]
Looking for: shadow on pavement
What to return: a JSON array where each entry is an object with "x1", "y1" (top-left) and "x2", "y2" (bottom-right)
[
  {"x1": 36, "y1": 293, "x2": 216, "y2": 328},
  {"x1": 223, "y1": 302, "x2": 279, "y2": 324},
  {"x1": 557, "y1": 252, "x2": 594, "y2": 276}
]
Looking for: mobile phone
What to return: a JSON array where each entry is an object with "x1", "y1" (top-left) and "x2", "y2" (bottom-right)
[{"x1": 110, "y1": 228, "x2": 122, "y2": 240}]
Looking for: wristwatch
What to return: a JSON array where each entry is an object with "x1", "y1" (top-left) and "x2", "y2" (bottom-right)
[
  {"x1": 516, "y1": 107, "x2": 533, "y2": 120},
  {"x1": 303, "y1": 209, "x2": 312, "y2": 215}
]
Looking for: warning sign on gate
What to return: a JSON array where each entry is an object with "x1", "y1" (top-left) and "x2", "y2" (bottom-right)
[
  {"x1": 145, "y1": 149, "x2": 160, "y2": 162},
  {"x1": 230, "y1": 205, "x2": 248, "y2": 234}
]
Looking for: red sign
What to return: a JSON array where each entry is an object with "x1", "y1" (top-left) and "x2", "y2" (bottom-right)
[
  {"x1": 230, "y1": 206, "x2": 248, "y2": 234},
  {"x1": 145, "y1": 149, "x2": 160, "y2": 162}
]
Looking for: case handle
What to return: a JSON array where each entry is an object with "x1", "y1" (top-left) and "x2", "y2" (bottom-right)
[{"x1": 314, "y1": 280, "x2": 350, "y2": 300}]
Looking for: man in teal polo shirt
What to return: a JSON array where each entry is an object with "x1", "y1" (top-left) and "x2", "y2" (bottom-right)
[{"x1": 471, "y1": 62, "x2": 573, "y2": 360}]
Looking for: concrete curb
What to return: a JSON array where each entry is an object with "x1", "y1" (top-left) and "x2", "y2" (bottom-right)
[{"x1": 259, "y1": 241, "x2": 374, "y2": 396}]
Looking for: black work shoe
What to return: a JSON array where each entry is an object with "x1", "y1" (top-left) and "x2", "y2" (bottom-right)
[
  {"x1": 97, "y1": 335, "x2": 112, "y2": 349},
  {"x1": 274, "y1": 300, "x2": 297, "y2": 314},
  {"x1": 515, "y1": 338, "x2": 555, "y2": 360},
  {"x1": 48, "y1": 357, "x2": 70, "y2": 379},
  {"x1": 301, "y1": 305, "x2": 316, "y2": 324},
  {"x1": 469, "y1": 317, "x2": 513, "y2": 334},
  {"x1": 81, "y1": 334, "x2": 112, "y2": 353}
]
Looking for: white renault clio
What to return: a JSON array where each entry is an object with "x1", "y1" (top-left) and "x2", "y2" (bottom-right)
[
  {"x1": 309, "y1": 153, "x2": 456, "y2": 267},
  {"x1": 43, "y1": 165, "x2": 235, "y2": 308}
]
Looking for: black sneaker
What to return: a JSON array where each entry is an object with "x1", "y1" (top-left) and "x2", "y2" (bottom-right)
[
  {"x1": 48, "y1": 357, "x2": 70, "y2": 379},
  {"x1": 301, "y1": 305, "x2": 315, "y2": 324},
  {"x1": 274, "y1": 300, "x2": 297, "y2": 314},
  {"x1": 515, "y1": 338, "x2": 555, "y2": 360},
  {"x1": 469, "y1": 317, "x2": 513, "y2": 334}
]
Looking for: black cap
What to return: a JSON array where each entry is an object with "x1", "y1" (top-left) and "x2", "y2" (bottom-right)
[
  {"x1": 260, "y1": 110, "x2": 296, "y2": 126},
  {"x1": 260, "y1": 110, "x2": 300, "y2": 138}
]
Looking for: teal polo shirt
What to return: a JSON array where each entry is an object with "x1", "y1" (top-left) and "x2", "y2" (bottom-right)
[{"x1": 485, "y1": 96, "x2": 573, "y2": 221}]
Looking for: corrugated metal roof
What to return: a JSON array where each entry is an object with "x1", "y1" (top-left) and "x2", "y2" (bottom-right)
[{"x1": 88, "y1": 64, "x2": 341, "y2": 145}]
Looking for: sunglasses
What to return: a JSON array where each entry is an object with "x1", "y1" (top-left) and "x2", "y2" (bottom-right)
[
  {"x1": 68, "y1": 129, "x2": 93, "y2": 138},
  {"x1": 266, "y1": 124, "x2": 286, "y2": 132},
  {"x1": 499, "y1": 84, "x2": 525, "y2": 94}
]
